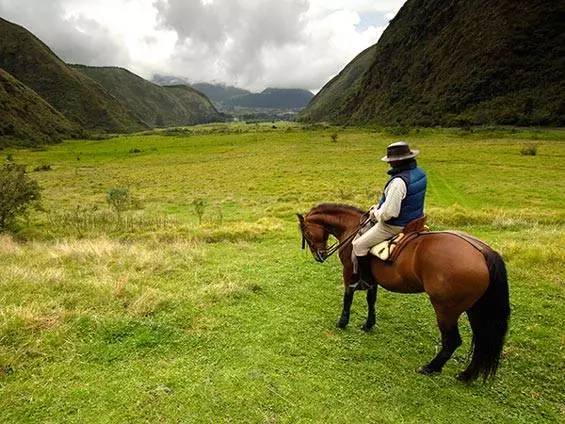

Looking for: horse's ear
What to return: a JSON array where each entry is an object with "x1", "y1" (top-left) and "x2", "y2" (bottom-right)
[{"x1": 296, "y1": 213, "x2": 305, "y2": 224}]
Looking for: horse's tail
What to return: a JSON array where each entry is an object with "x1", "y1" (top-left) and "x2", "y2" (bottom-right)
[{"x1": 461, "y1": 248, "x2": 510, "y2": 382}]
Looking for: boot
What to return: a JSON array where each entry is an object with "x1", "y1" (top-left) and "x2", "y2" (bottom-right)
[{"x1": 352, "y1": 255, "x2": 373, "y2": 290}]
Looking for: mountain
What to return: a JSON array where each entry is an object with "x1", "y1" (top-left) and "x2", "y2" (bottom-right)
[
  {"x1": 224, "y1": 88, "x2": 314, "y2": 109},
  {"x1": 152, "y1": 74, "x2": 191, "y2": 86},
  {"x1": 191, "y1": 82, "x2": 251, "y2": 103},
  {"x1": 0, "y1": 68, "x2": 78, "y2": 147},
  {"x1": 299, "y1": 44, "x2": 378, "y2": 123},
  {"x1": 72, "y1": 65, "x2": 222, "y2": 127},
  {"x1": 0, "y1": 17, "x2": 145, "y2": 133},
  {"x1": 300, "y1": 0, "x2": 565, "y2": 126},
  {"x1": 153, "y1": 75, "x2": 314, "y2": 113}
]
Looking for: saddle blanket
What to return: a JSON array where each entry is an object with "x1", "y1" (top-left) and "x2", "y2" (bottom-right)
[{"x1": 370, "y1": 233, "x2": 405, "y2": 261}]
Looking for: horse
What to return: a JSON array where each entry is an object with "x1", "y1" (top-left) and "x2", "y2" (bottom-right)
[{"x1": 297, "y1": 203, "x2": 510, "y2": 382}]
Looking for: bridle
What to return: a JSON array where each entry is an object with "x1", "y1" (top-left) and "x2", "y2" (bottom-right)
[{"x1": 301, "y1": 214, "x2": 370, "y2": 263}]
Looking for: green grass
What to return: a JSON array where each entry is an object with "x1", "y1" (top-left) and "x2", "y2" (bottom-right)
[{"x1": 1, "y1": 124, "x2": 564, "y2": 422}]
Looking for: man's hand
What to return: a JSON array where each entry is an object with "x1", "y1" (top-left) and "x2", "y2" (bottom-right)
[{"x1": 369, "y1": 206, "x2": 380, "y2": 222}]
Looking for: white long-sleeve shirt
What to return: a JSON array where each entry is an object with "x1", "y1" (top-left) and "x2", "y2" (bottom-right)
[{"x1": 371, "y1": 177, "x2": 407, "y2": 223}]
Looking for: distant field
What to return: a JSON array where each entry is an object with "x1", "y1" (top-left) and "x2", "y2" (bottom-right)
[{"x1": 1, "y1": 124, "x2": 564, "y2": 422}]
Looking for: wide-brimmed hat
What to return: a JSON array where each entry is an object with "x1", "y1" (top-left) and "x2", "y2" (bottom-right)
[{"x1": 381, "y1": 141, "x2": 420, "y2": 162}]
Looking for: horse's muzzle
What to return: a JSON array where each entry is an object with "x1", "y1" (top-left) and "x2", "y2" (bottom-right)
[{"x1": 314, "y1": 250, "x2": 326, "y2": 263}]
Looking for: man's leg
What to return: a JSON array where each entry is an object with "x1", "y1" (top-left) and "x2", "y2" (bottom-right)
[{"x1": 351, "y1": 223, "x2": 401, "y2": 288}]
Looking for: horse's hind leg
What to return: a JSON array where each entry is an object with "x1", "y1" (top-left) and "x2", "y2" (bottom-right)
[
  {"x1": 418, "y1": 307, "x2": 462, "y2": 375},
  {"x1": 361, "y1": 285, "x2": 377, "y2": 332}
]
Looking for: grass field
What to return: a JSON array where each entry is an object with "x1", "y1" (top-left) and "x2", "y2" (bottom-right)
[{"x1": 1, "y1": 124, "x2": 564, "y2": 423}]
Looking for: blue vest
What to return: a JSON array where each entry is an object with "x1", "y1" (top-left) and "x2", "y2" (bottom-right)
[{"x1": 378, "y1": 164, "x2": 427, "y2": 226}]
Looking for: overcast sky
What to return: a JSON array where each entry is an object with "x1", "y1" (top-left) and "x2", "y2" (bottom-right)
[{"x1": 0, "y1": 0, "x2": 406, "y2": 92}]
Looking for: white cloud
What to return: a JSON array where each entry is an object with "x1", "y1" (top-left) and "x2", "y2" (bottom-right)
[{"x1": 0, "y1": 0, "x2": 406, "y2": 91}]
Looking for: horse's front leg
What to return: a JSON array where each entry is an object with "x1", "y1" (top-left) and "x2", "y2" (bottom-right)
[
  {"x1": 337, "y1": 287, "x2": 354, "y2": 329},
  {"x1": 361, "y1": 285, "x2": 377, "y2": 331},
  {"x1": 336, "y1": 249, "x2": 358, "y2": 329}
]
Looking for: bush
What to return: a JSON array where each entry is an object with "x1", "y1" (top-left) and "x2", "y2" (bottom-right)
[
  {"x1": 106, "y1": 187, "x2": 132, "y2": 220},
  {"x1": 386, "y1": 126, "x2": 410, "y2": 136},
  {"x1": 0, "y1": 163, "x2": 41, "y2": 230},
  {"x1": 520, "y1": 144, "x2": 537, "y2": 156},
  {"x1": 129, "y1": 148, "x2": 142, "y2": 154},
  {"x1": 192, "y1": 198, "x2": 208, "y2": 225},
  {"x1": 330, "y1": 132, "x2": 338, "y2": 142},
  {"x1": 33, "y1": 164, "x2": 52, "y2": 172}
]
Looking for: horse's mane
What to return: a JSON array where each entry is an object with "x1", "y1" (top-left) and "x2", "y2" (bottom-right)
[{"x1": 307, "y1": 203, "x2": 364, "y2": 217}]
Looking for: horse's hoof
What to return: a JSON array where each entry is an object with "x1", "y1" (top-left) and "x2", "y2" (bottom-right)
[
  {"x1": 336, "y1": 320, "x2": 348, "y2": 329},
  {"x1": 456, "y1": 371, "x2": 473, "y2": 383},
  {"x1": 417, "y1": 365, "x2": 440, "y2": 375},
  {"x1": 361, "y1": 323, "x2": 374, "y2": 332}
]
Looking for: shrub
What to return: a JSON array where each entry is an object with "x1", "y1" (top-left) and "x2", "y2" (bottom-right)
[
  {"x1": 129, "y1": 148, "x2": 142, "y2": 154},
  {"x1": 192, "y1": 198, "x2": 208, "y2": 225},
  {"x1": 386, "y1": 126, "x2": 410, "y2": 136},
  {"x1": 330, "y1": 132, "x2": 338, "y2": 142},
  {"x1": 520, "y1": 144, "x2": 537, "y2": 156},
  {"x1": 5, "y1": 153, "x2": 13, "y2": 162},
  {"x1": 215, "y1": 204, "x2": 224, "y2": 225},
  {"x1": 0, "y1": 164, "x2": 41, "y2": 230},
  {"x1": 33, "y1": 164, "x2": 52, "y2": 172},
  {"x1": 106, "y1": 187, "x2": 132, "y2": 220}
]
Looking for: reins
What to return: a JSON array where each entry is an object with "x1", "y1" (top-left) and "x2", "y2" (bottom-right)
[{"x1": 301, "y1": 213, "x2": 370, "y2": 262}]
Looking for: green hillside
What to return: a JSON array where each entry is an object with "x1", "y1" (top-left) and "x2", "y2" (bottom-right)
[
  {"x1": 0, "y1": 68, "x2": 78, "y2": 148},
  {"x1": 301, "y1": 0, "x2": 565, "y2": 126},
  {"x1": 72, "y1": 65, "x2": 222, "y2": 127},
  {"x1": 0, "y1": 18, "x2": 146, "y2": 133}
]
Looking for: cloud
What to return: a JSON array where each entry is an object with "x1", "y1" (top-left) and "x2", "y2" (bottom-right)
[
  {"x1": 0, "y1": 0, "x2": 132, "y2": 67},
  {"x1": 155, "y1": 0, "x2": 405, "y2": 91},
  {"x1": 0, "y1": 0, "x2": 407, "y2": 91},
  {"x1": 154, "y1": 0, "x2": 309, "y2": 87}
]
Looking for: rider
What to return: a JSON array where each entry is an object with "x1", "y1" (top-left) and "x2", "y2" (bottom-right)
[{"x1": 351, "y1": 141, "x2": 427, "y2": 287}]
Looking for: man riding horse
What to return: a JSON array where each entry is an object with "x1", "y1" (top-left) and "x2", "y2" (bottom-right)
[
  {"x1": 352, "y1": 141, "x2": 427, "y2": 288},
  {"x1": 297, "y1": 141, "x2": 510, "y2": 382}
]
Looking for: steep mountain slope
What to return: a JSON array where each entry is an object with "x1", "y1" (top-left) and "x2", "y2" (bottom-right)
[
  {"x1": 299, "y1": 44, "x2": 378, "y2": 122},
  {"x1": 72, "y1": 65, "x2": 222, "y2": 127},
  {"x1": 0, "y1": 68, "x2": 78, "y2": 147},
  {"x1": 301, "y1": 0, "x2": 565, "y2": 126},
  {"x1": 0, "y1": 17, "x2": 145, "y2": 133},
  {"x1": 224, "y1": 88, "x2": 314, "y2": 109}
]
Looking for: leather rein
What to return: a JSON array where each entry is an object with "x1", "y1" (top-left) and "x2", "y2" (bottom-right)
[{"x1": 301, "y1": 214, "x2": 370, "y2": 262}]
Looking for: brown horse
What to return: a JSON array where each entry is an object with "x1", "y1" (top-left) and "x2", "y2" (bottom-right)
[{"x1": 297, "y1": 203, "x2": 510, "y2": 382}]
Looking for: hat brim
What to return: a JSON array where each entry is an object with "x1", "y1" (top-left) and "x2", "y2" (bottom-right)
[{"x1": 381, "y1": 149, "x2": 419, "y2": 162}]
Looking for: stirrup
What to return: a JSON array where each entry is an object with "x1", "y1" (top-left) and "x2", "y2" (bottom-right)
[{"x1": 349, "y1": 279, "x2": 372, "y2": 291}]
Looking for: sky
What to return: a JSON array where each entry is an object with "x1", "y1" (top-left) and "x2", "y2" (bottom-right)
[{"x1": 0, "y1": 0, "x2": 406, "y2": 92}]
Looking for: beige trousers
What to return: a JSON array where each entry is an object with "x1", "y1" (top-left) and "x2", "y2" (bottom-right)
[{"x1": 352, "y1": 221, "x2": 404, "y2": 256}]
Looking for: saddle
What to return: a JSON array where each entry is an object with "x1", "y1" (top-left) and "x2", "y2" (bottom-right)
[
  {"x1": 370, "y1": 216, "x2": 428, "y2": 262},
  {"x1": 370, "y1": 215, "x2": 485, "y2": 262}
]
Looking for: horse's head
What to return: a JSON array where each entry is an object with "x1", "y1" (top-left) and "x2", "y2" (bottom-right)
[{"x1": 297, "y1": 213, "x2": 330, "y2": 263}]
